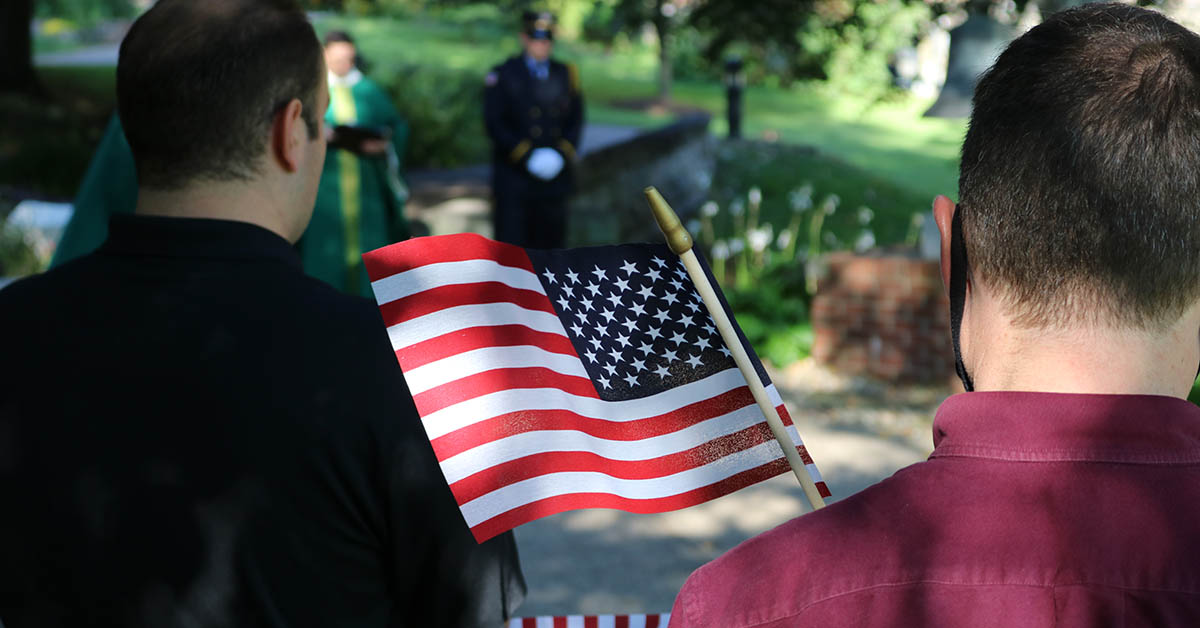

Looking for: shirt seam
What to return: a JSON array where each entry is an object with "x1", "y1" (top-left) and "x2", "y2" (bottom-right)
[
  {"x1": 931, "y1": 445, "x2": 1200, "y2": 465},
  {"x1": 736, "y1": 578, "x2": 1200, "y2": 628}
]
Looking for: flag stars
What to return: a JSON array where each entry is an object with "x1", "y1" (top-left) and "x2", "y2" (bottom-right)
[
  {"x1": 598, "y1": 375, "x2": 612, "y2": 389},
  {"x1": 620, "y1": 260, "x2": 638, "y2": 276},
  {"x1": 565, "y1": 269, "x2": 579, "y2": 284},
  {"x1": 542, "y1": 269, "x2": 557, "y2": 284},
  {"x1": 629, "y1": 302, "x2": 646, "y2": 317},
  {"x1": 647, "y1": 268, "x2": 663, "y2": 282},
  {"x1": 600, "y1": 309, "x2": 617, "y2": 323},
  {"x1": 592, "y1": 266, "x2": 608, "y2": 281},
  {"x1": 557, "y1": 295, "x2": 571, "y2": 311},
  {"x1": 580, "y1": 298, "x2": 595, "y2": 312},
  {"x1": 719, "y1": 346, "x2": 732, "y2": 358},
  {"x1": 615, "y1": 333, "x2": 632, "y2": 348},
  {"x1": 679, "y1": 314, "x2": 695, "y2": 328},
  {"x1": 584, "y1": 349, "x2": 598, "y2": 363},
  {"x1": 685, "y1": 301, "x2": 701, "y2": 313},
  {"x1": 670, "y1": 331, "x2": 687, "y2": 346},
  {"x1": 663, "y1": 348, "x2": 679, "y2": 362},
  {"x1": 646, "y1": 328, "x2": 663, "y2": 340},
  {"x1": 586, "y1": 282, "x2": 602, "y2": 297},
  {"x1": 654, "y1": 364, "x2": 671, "y2": 378},
  {"x1": 570, "y1": 322, "x2": 585, "y2": 337},
  {"x1": 653, "y1": 309, "x2": 671, "y2": 323},
  {"x1": 668, "y1": 278, "x2": 684, "y2": 292},
  {"x1": 630, "y1": 357, "x2": 647, "y2": 372},
  {"x1": 663, "y1": 292, "x2": 680, "y2": 306},
  {"x1": 637, "y1": 341, "x2": 655, "y2": 356},
  {"x1": 637, "y1": 285, "x2": 655, "y2": 301},
  {"x1": 614, "y1": 277, "x2": 631, "y2": 292},
  {"x1": 608, "y1": 348, "x2": 623, "y2": 363},
  {"x1": 604, "y1": 363, "x2": 619, "y2": 376},
  {"x1": 589, "y1": 336, "x2": 604, "y2": 350},
  {"x1": 619, "y1": 317, "x2": 638, "y2": 333},
  {"x1": 652, "y1": 256, "x2": 667, "y2": 268},
  {"x1": 686, "y1": 353, "x2": 704, "y2": 368},
  {"x1": 696, "y1": 336, "x2": 713, "y2": 351},
  {"x1": 606, "y1": 292, "x2": 623, "y2": 308},
  {"x1": 622, "y1": 372, "x2": 640, "y2": 387}
]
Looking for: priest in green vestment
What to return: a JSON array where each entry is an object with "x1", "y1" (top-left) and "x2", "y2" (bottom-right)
[
  {"x1": 50, "y1": 115, "x2": 138, "y2": 267},
  {"x1": 304, "y1": 30, "x2": 411, "y2": 297}
]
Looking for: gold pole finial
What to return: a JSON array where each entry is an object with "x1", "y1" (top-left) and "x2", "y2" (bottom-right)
[{"x1": 644, "y1": 187, "x2": 694, "y2": 255}]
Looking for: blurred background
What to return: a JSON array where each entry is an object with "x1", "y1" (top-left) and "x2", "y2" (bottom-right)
[{"x1": 4, "y1": 0, "x2": 1200, "y2": 617}]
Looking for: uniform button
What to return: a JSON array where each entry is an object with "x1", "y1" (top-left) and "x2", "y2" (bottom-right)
[
  {"x1": 530, "y1": 107, "x2": 541, "y2": 118},
  {"x1": 531, "y1": 126, "x2": 542, "y2": 138}
]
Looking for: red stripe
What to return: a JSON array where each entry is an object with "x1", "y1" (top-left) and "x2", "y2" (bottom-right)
[
  {"x1": 395, "y1": 325, "x2": 578, "y2": 371},
  {"x1": 522, "y1": 618, "x2": 537, "y2": 628},
  {"x1": 448, "y1": 423, "x2": 779, "y2": 503},
  {"x1": 468, "y1": 457, "x2": 793, "y2": 542},
  {"x1": 817, "y1": 481, "x2": 832, "y2": 498},
  {"x1": 584, "y1": 617, "x2": 599, "y2": 628},
  {"x1": 430, "y1": 389, "x2": 768, "y2": 458},
  {"x1": 553, "y1": 617, "x2": 567, "y2": 628},
  {"x1": 646, "y1": 615, "x2": 660, "y2": 628},
  {"x1": 379, "y1": 282, "x2": 555, "y2": 327},
  {"x1": 414, "y1": 367, "x2": 599, "y2": 415},
  {"x1": 615, "y1": 616, "x2": 629, "y2": 628},
  {"x1": 363, "y1": 233, "x2": 533, "y2": 281}
]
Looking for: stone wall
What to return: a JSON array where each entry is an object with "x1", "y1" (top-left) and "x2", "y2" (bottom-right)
[
  {"x1": 811, "y1": 250, "x2": 956, "y2": 383},
  {"x1": 569, "y1": 114, "x2": 715, "y2": 246}
]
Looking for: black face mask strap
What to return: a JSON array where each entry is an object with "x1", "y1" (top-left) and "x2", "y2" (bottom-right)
[{"x1": 949, "y1": 208, "x2": 975, "y2": 392}]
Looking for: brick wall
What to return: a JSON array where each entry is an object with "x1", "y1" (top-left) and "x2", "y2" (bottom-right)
[{"x1": 811, "y1": 251, "x2": 956, "y2": 383}]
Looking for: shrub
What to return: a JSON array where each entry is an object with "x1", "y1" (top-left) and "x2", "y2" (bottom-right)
[{"x1": 375, "y1": 64, "x2": 491, "y2": 169}]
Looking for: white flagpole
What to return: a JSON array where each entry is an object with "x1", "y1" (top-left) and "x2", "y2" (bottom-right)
[{"x1": 645, "y1": 187, "x2": 827, "y2": 511}]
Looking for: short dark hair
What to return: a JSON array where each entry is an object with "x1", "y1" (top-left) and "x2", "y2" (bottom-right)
[
  {"x1": 324, "y1": 30, "x2": 355, "y2": 46},
  {"x1": 960, "y1": 3, "x2": 1200, "y2": 329},
  {"x1": 117, "y1": 0, "x2": 324, "y2": 190}
]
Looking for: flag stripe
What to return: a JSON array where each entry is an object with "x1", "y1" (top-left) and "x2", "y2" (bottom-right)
[
  {"x1": 364, "y1": 233, "x2": 534, "y2": 281},
  {"x1": 405, "y1": 345, "x2": 589, "y2": 395},
  {"x1": 387, "y1": 302, "x2": 567, "y2": 351},
  {"x1": 440, "y1": 404, "x2": 772, "y2": 484},
  {"x1": 421, "y1": 369, "x2": 780, "y2": 439},
  {"x1": 448, "y1": 423, "x2": 784, "y2": 503},
  {"x1": 429, "y1": 387, "x2": 768, "y2": 459},
  {"x1": 414, "y1": 367, "x2": 601, "y2": 415},
  {"x1": 508, "y1": 616, "x2": 670, "y2": 628},
  {"x1": 470, "y1": 455, "x2": 794, "y2": 540},
  {"x1": 459, "y1": 434, "x2": 802, "y2": 527},
  {"x1": 380, "y1": 281, "x2": 556, "y2": 328},
  {"x1": 395, "y1": 325, "x2": 579, "y2": 371}
]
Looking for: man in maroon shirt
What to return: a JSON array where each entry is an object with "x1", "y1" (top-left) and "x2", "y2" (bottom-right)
[{"x1": 671, "y1": 4, "x2": 1200, "y2": 627}]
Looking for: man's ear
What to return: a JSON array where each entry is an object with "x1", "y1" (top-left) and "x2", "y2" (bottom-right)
[
  {"x1": 932, "y1": 195, "x2": 957, "y2": 294},
  {"x1": 270, "y1": 98, "x2": 306, "y2": 174}
]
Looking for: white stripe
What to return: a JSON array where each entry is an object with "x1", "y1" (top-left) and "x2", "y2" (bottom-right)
[
  {"x1": 597, "y1": 617, "x2": 616, "y2": 628},
  {"x1": 371, "y1": 259, "x2": 543, "y2": 305},
  {"x1": 662, "y1": 614, "x2": 671, "y2": 627},
  {"x1": 565, "y1": 617, "x2": 586, "y2": 628},
  {"x1": 538, "y1": 618, "x2": 553, "y2": 628},
  {"x1": 440, "y1": 404, "x2": 768, "y2": 483},
  {"x1": 423, "y1": 369, "x2": 776, "y2": 440},
  {"x1": 387, "y1": 302, "x2": 568, "y2": 351},
  {"x1": 628, "y1": 617, "x2": 646, "y2": 628},
  {"x1": 405, "y1": 345, "x2": 589, "y2": 395},
  {"x1": 459, "y1": 436, "x2": 791, "y2": 527}
]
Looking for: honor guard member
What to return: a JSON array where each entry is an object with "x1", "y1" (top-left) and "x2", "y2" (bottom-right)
[{"x1": 483, "y1": 10, "x2": 584, "y2": 249}]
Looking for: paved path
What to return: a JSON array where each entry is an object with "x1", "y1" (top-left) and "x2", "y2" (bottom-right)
[
  {"x1": 35, "y1": 44, "x2": 120, "y2": 68},
  {"x1": 513, "y1": 361, "x2": 947, "y2": 617}
]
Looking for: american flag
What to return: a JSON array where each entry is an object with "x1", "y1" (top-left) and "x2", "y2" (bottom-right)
[
  {"x1": 363, "y1": 234, "x2": 829, "y2": 542},
  {"x1": 508, "y1": 614, "x2": 670, "y2": 627}
]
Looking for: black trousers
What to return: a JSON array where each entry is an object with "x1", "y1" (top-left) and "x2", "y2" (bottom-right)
[{"x1": 492, "y1": 173, "x2": 569, "y2": 249}]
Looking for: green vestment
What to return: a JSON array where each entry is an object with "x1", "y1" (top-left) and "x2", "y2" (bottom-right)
[
  {"x1": 302, "y1": 72, "x2": 410, "y2": 298},
  {"x1": 50, "y1": 115, "x2": 138, "y2": 268}
]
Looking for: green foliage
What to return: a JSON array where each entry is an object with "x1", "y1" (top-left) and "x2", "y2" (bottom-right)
[
  {"x1": 0, "y1": 222, "x2": 44, "y2": 278},
  {"x1": 35, "y1": 0, "x2": 134, "y2": 25},
  {"x1": 807, "y1": 0, "x2": 932, "y2": 98},
  {"x1": 374, "y1": 64, "x2": 490, "y2": 168}
]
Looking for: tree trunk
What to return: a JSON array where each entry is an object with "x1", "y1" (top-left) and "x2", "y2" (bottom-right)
[
  {"x1": 653, "y1": 9, "x2": 672, "y2": 104},
  {"x1": 0, "y1": 0, "x2": 40, "y2": 95}
]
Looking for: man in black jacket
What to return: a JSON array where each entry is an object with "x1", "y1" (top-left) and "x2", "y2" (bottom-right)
[
  {"x1": 0, "y1": 1, "x2": 525, "y2": 626},
  {"x1": 484, "y1": 11, "x2": 585, "y2": 249}
]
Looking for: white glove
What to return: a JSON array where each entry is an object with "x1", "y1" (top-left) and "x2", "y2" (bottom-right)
[{"x1": 526, "y1": 147, "x2": 565, "y2": 181}]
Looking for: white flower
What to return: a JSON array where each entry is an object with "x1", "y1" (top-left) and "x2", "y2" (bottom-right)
[
  {"x1": 685, "y1": 219, "x2": 701, "y2": 235},
  {"x1": 857, "y1": 207, "x2": 874, "y2": 225},
  {"x1": 855, "y1": 230, "x2": 876, "y2": 252},
  {"x1": 821, "y1": 194, "x2": 840, "y2": 215},
  {"x1": 729, "y1": 199, "x2": 745, "y2": 217},
  {"x1": 748, "y1": 226, "x2": 773, "y2": 252},
  {"x1": 748, "y1": 187, "x2": 763, "y2": 206},
  {"x1": 701, "y1": 201, "x2": 720, "y2": 217},
  {"x1": 776, "y1": 230, "x2": 792, "y2": 250},
  {"x1": 729, "y1": 238, "x2": 746, "y2": 254},
  {"x1": 789, "y1": 184, "x2": 813, "y2": 212},
  {"x1": 711, "y1": 240, "x2": 730, "y2": 260}
]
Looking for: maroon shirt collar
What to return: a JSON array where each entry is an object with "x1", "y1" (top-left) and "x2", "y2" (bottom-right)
[{"x1": 931, "y1": 391, "x2": 1200, "y2": 464}]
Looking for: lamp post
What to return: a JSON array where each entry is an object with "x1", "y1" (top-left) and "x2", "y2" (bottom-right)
[{"x1": 724, "y1": 55, "x2": 744, "y2": 139}]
